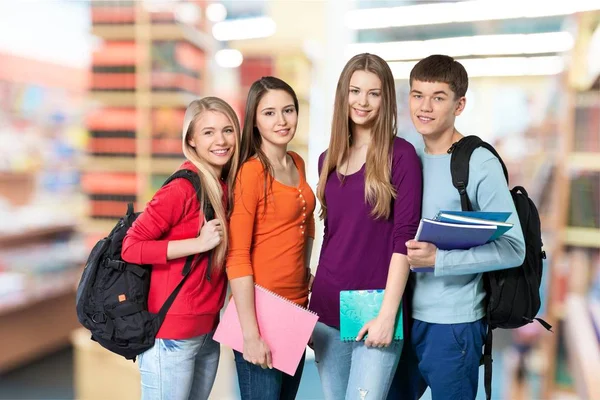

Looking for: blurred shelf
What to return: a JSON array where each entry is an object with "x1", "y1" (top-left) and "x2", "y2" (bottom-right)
[
  {"x1": 590, "y1": 300, "x2": 600, "y2": 337},
  {"x1": 563, "y1": 227, "x2": 600, "y2": 248},
  {"x1": 92, "y1": 23, "x2": 213, "y2": 51},
  {"x1": 563, "y1": 294, "x2": 600, "y2": 400},
  {"x1": 0, "y1": 268, "x2": 81, "y2": 372},
  {"x1": 90, "y1": 91, "x2": 196, "y2": 107},
  {"x1": 79, "y1": 218, "x2": 119, "y2": 235},
  {"x1": 82, "y1": 156, "x2": 183, "y2": 174},
  {"x1": 0, "y1": 224, "x2": 75, "y2": 247},
  {"x1": 568, "y1": 153, "x2": 600, "y2": 172}
]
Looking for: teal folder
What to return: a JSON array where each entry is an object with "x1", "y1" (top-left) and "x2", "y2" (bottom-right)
[{"x1": 339, "y1": 290, "x2": 403, "y2": 342}]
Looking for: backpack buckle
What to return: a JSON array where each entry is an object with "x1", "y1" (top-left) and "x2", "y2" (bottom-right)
[
  {"x1": 457, "y1": 181, "x2": 467, "y2": 195},
  {"x1": 107, "y1": 260, "x2": 126, "y2": 271}
]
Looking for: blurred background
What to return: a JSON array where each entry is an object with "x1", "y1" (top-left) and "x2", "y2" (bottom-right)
[{"x1": 0, "y1": 0, "x2": 598, "y2": 399}]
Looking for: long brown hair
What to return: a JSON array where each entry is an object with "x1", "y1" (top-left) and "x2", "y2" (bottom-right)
[
  {"x1": 317, "y1": 53, "x2": 397, "y2": 220},
  {"x1": 182, "y1": 97, "x2": 241, "y2": 270},
  {"x1": 240, "y1": 76, "x2": 299, "y2": 202}
]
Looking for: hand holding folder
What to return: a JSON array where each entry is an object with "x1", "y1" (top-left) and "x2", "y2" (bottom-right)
[{"x1": 214, "y1": 285, "x2": 318, "y2": 376}]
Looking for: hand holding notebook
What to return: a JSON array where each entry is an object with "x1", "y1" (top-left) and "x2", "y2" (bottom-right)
[
  {"x1": 340, "y1": 290, "x2": 403, "y2": 342},
  {"x1": 214, "y1": 285, "x2": 318, "y2": 376}
]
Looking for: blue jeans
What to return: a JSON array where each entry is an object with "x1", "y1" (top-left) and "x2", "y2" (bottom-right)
[
  {"x1": 233, "y1": 350, "x2": 305, "y2": 400},
  {"x1": 138, "y1": 332, "x2": 220, "y2": 400},
  {"x1": 389, "y1": 319, "x2": 487, "y2": 400},
  {"x1": 312, "y1": 322, "x2": 402, "y2": 400}
]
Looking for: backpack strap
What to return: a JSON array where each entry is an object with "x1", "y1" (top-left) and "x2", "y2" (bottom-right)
[
  {"x1": 449, "y1": 135, "x2": 509, "y2": 400},
  {"x1": 450, "y1": 135, "x2": 510, "y2": 212},
  {"x1": 156, "y1": 253, "x2": 195, "y2": 323}
]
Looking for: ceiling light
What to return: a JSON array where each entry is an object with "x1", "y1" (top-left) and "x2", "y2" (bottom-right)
[{"x1": 212, "y1": 17, "x2": 276, "y2": 41}]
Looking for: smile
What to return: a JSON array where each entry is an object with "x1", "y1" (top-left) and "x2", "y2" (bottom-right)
[
  {"x1": 353, "y1": 108, "x2": 371, "y2": 117},
  {"x1": 417, "y1": 116, "x2": 434, "y2": 123},
  {"x1": 275, "y1": 129, "x2": 291, "y2": 136},
  {"x1": 210, "y1": 148, "x2": 231, "y2": 156}
]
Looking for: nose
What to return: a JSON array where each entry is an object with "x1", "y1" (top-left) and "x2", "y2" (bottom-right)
[
  {"x1": 214, "y1": 130, "x2": 226, "y2": 144},
  {"x1": 276, "y1": 111, "x2": 287, "y2": 127},
  {"x1": 420, "y1": 97, "x2": 433, "y2": 113},
  {"x1": 358, "y1": 92, "x2": 369, "y2": 107}
]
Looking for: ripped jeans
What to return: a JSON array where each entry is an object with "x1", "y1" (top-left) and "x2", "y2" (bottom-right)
[
  {"x1": 138, "y1": 332, "x2": 220, "y2": 400},
  {"x1": 312, "y1": 322, "x2": 402, "y2": 400}
]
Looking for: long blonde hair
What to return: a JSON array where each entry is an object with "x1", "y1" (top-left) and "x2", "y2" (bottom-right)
[
  {"x1": 182, "y1": 97, "x2": 241, "y2": 270},
  {"x1": 317, "y1": 53, "x2": 397, "y2": 220}
]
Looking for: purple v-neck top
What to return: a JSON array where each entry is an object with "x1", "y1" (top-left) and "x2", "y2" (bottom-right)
[{"x1": 308, "y1": 137, "x2": 422, "y2": 329}]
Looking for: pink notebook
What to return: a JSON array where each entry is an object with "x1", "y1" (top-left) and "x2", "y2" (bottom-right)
[{"x1": 214, "y1": 285, "x2": 319, "y2": 376}]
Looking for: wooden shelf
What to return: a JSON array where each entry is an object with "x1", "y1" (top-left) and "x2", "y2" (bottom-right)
[
  {"x1": 0, "y1": 225, "x2": 75, "y2": 248},
  {"x1": 79, "y1": 218, "x2": 119, "y2": 235},
  {"x1": 563, "y1": 294, "x2": 600, "y2": 400},
  {"x1": 90, "y1": 91, "x2": 197, "y2": 107},
  {"x1": 82, "y1": 156, "x2": 183, "y2": 174},
  {"x1": 569, "y1": 153, "x2": 600, "y2": 172},
  {"x1": 92, "y1": 23, "x2": 213, "y2": 51},
  {"x1": 563, "y1": 227, "x2": 600, "y2": 248}
]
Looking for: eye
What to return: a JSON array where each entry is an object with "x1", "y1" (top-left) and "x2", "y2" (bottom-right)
[
  {"x1": 224, "y1": 128, "x2": 234, "y2": 134},
  {"x1": 284, "y1": 108, "x2": 295, "y2": 114},
  {"x1": 413, "y1": 94, "x2": 422, "y2": 99},
  {"x1": 350, "y1": 89, "x2": 359, "y2": 94},
  {"x1": 434, "y1": 97, "x2": 445, "y2": 101},
  {"x1": 264, "y1": 111, "x2": 275, "y2": 116},
  {"x1": 203, "y1": 130, "x2": 213, "y2": 135},
  {"x1": 370, "y1": 92, "x2": 381, "y2": 97}
]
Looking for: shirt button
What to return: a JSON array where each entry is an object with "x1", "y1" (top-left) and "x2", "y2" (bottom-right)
[
  {"x1": 303, "y1": 213, "x2": 306, "y2": 216},
  {"x1": 301, "y1": 231, "x2": 305, "y2": 235},
  {"x1": 302, "y1": 200, "x2": 306, "y2": 203},
  {"x1": 302, "y1": 207, "x2": 306, "y2": 210},
  {"x1": 300, "y1": 225, "x2": 304, "y2": 229}
]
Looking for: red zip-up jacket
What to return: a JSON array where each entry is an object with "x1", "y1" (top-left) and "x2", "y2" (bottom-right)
[{"x1": 122, "y1": 161, "x2": 227, "y2": 339}]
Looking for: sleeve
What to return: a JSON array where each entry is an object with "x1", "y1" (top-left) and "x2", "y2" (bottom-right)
[
  {"x1": 226, "y1": 164, "x2": 262, "y2": 280},
  {"x1": 392, "y1": 143, "x2": 423, "y2": 255},
  {"x1": 121, "y1": 180, "x2": 198, "y2": 265},
  {"x1": 434, "y1": 157, "x2": 526, "y2": 277}
]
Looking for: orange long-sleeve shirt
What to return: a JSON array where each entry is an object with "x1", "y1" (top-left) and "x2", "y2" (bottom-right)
[{"x1": 226, "y1": 152, "x2": 316, "y2": 306}]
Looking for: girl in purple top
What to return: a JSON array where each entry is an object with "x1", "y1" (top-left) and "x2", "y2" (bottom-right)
[{"x1": 309, "y1": 53, "x2": 422, "y2": 400}]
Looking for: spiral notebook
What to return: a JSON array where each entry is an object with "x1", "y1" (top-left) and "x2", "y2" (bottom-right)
[
  {"x1": 339, "y1": 289, "x2": 403, "y2": 342},
  {"x1": 213, "y1": 285, "x2": 319, "y2": 376}
]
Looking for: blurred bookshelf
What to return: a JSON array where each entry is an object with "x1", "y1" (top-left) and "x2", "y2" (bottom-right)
[
  {"x1": 84, "y1": 0, "x2": 215, "y2": 238},
  {"x1": 534, "y1": 12, "x2": 600, "y2": 400}
]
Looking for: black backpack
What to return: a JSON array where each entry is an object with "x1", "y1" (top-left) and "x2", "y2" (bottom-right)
[
  {"x1": 449, "y1": 135, "x2": 552, "y2": 400},
  {"x1": 75, "y1": 169, "x2": 214, "y2": 361}
]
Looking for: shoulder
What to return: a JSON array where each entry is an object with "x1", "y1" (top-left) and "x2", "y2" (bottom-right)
[
  {"x1": 391, "y1": 137, "x2": 420, "y2": 165},
  {"x1": 288, "y1": 151, "x2": 306, "y2": 167},
  {"x1": 470, "y1": 147, "x2": 498, "y2": 166},
  {"x1": 236, "y1": 158, "x2": 265, "y2": 186}
]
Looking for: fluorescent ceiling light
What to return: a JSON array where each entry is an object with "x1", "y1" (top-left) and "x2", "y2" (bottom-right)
[
  {"x1": 206, "y1": 3, "x2": 227, "y2": 23},
  {"x1": 389, "y1": 56, "x2": 565, "y2": 79},
  {"x1": 215, "y1": 49, "x2": 243, "y2": 68},
  {"x1": 346, "y1": 0, "x2": 600, "y2": 30},
  {"x1": 347, "y1": 32, "x2": 574, "y2": 61},
  {"x1": 212, "y1": 17, "x2": 276, "y2": 41}
]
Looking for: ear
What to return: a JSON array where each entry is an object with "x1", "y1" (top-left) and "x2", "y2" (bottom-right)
[
  {"x1": 454, "y1": 96, "x2": 466, "y2": 116},
  {"x1": 187, "y1": 137, "x2": 196, "y2": 148}
]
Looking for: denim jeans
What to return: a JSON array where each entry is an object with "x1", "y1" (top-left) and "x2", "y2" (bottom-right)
[
  {"x1": 312, "y1": 322, "x2": 402, "y2": 400},
  {"x1": 138, "y1": 332, "x2": 220, "y2": 400},
  {"x1": 233, "y1": 350, "x2": 305, "y2": 400}
]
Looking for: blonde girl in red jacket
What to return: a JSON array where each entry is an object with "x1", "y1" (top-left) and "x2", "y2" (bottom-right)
[{"x1": 122, "y1": 97, "x2": 240, "y2": 400}]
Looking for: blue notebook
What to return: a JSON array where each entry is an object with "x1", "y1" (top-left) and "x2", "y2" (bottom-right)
[
  {"x1": 433, "y1": 212, "x2": 513, "y2": 241},
  {"x1": 339, "y1": 290, "x2": 403, "y2": 342},
  {"x1": 415, "y1": 218, "x2": 495, "y2": 250}
]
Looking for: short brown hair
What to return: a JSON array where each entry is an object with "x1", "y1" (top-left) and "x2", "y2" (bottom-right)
[{"x1": 409, "y1": 55, "x2": 468, "y2": 98}]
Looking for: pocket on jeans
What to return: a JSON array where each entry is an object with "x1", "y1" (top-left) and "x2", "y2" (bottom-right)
[{"x1": 449, "y1": 324, "x2": 467, "y2": 354}]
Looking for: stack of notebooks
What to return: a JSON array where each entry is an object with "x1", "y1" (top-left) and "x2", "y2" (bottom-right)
[{"x1": 416, "y1": 211, "x2": 514, "y2": 251}]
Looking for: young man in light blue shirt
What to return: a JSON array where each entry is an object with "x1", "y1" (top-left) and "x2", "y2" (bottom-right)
[{"x1": 389, "y1": 55, "x2": 526, "y2": 400}]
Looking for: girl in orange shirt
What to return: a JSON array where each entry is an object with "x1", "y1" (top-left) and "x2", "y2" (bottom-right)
[{"x1": 226, "y1": 77, "x2": 316, "y2": 400}]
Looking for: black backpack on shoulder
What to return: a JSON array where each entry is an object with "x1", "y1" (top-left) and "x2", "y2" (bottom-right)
[
  {"x1": 75, "y1": 169, "x2": 214, "y2": 361},
  {"x1": 449, "y1": 135, "x2": 552, "y2": 400}
]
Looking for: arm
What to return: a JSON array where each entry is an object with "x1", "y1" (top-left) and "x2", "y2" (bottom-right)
[
  {"x1": 122, "y1": 181, "x2": 205, "y2": 264},
  {"x1": 358, "y1": 143, "x2": 423, "y2": 346},
  {"x1": 408, "y1": 157, "x2": 526, "y2": 276},
  {"x1": 226, "y1": 165, "x2": 272, "y2": 368},
  {"x1": 434, "y1": 158, "x2": 525, "y2": 276}
]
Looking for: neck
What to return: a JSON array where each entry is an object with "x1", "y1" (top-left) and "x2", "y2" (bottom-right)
[
  {"x1": 261, "y1": 141, "x2": 289, "y2": 167},
  {"x1": 208, "y1": 165, "x2": 223, "y2": 179},
  {"x1": 351, "y1": 124, "x2": 372, "y2": 148},
  {"x1": 423, "y1": 127, "x2": 463, "y2": 155}
]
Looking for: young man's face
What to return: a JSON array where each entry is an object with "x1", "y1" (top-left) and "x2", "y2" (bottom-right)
[{"x1": 409, "y1": 80, "x2": 465, "y2": 138}]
